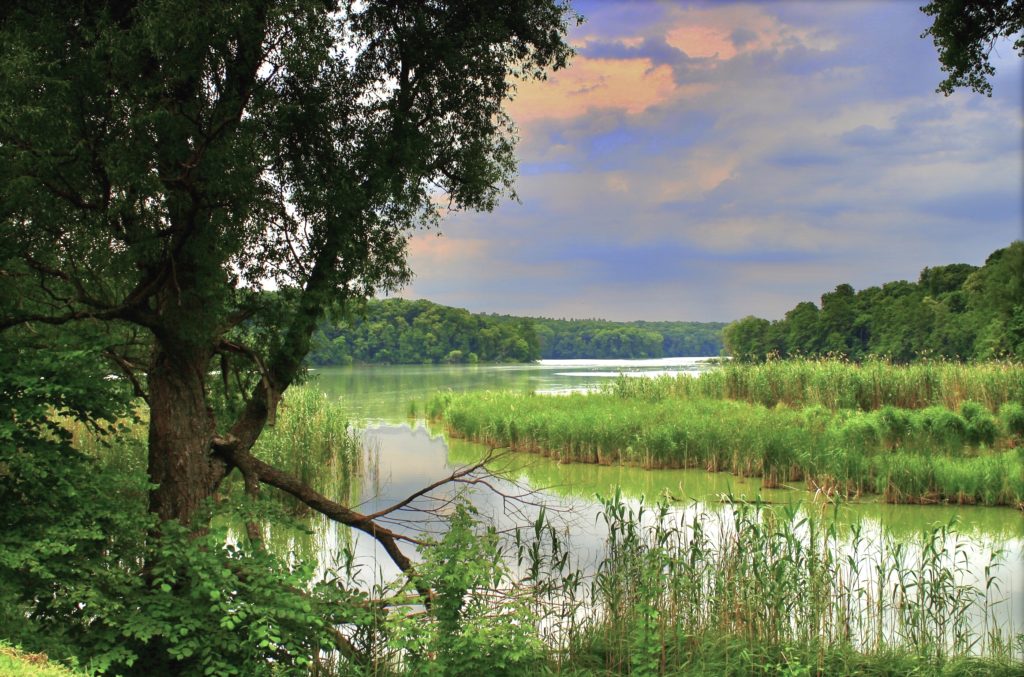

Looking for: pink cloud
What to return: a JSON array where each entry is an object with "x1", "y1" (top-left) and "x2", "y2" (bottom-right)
[
  {"x1": 664, "y1": 5, "x2": 835, "y2": 60},
  {"x1": 507, "y1": 56, "x2": 679, "y2": 123},
  {"x1": 407, "y1": 234, "x2": 487, "y2": 265}
]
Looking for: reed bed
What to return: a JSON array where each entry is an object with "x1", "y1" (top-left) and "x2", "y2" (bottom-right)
[
  {"x1": 533, "y1": 496, "x2": 1021, "y2": 674},
  {"x1": 612, "y1": 359, "x2": 1024, "y2": 411},
  {"x1": 433, "y1": 390, "x2": 1024, "y2": 506},
  {"x1": 249, "y1": 385, "x2": 361, "y2": 503}
]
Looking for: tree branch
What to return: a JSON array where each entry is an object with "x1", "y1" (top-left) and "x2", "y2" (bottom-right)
[
  {"x1": 362, "y1": 458, "x2": 489, "y2": 521},
  {"x1": 217, "y1": 446, "x2": 424, "y2": 570},
  {"x1": 103, "y1": 348, "x2": 150, "y2": 403},
  {"x1": 217, "y1": 339, "x2": 280, "y2": 425}
]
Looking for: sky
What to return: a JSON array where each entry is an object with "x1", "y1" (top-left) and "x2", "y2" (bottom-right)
[{"x1": 397, "y1": 0, "x2": 1023, "y2": 322}]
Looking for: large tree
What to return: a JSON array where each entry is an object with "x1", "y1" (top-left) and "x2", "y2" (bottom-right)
[{"x1": 0, "y1": 0, "x2": 574, "y2": 567}]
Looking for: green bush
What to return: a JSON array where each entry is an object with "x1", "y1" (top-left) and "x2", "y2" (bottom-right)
[
  {"x1": 999, "y1": 402, "x2": 1024, "y2": 437},
  {"x1": 391, "y1": 503, "x2": 545, "y2": 676},
  {"x1": 962, "y1": 401, "x2": 1000, "y2": 447}
]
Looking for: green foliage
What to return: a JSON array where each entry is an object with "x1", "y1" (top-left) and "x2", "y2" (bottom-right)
[
  {"x1": 0, "y1": 376, "x2": 374, "y2": 675},
  {"x1": 922, "y1": 0, "x2": 1024, "y2": 96},
  {"x1": 723, "y1": 316, "x2": 776, "y2": 361},
  {"x1": 388, "y1": 503, "x2": 544, "y2": 676},
  {"x1": 308, "y1": 298, "x2": 542, "y2": 365},
  {"x1": 722, "y1": 242, "x2": 1024, "y2": 363},
  {"x1": 95, "y1": 521, "x2": 362, "y2": 676},
  {"x1": 961, "y1": 400, "x2": 1000, "y2": 447},
  {"x1": 2, "y1": 433, "x2": 368, "y2": 676},
  {"x1": 533, "y1": 316, "x2": 725, "y2": 359},
  {"x1": 999, "y1": 402, "x2": 1024, "y2": 437}
]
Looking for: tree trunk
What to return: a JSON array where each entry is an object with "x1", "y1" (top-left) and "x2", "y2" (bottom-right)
[{"x1": 147, "y1": 342, "x2": 221, "y2": 523}]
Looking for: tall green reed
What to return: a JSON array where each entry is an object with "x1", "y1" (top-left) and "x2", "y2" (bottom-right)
[
  {"x1": 610, "y1": 359, "x2": 1024, "y2": 412},
  {"x1": 528, "y1": 495, "x2": 1020, "y2": 674},
  {"x1": 436, "y1": 389, "x2": 1024, "y2": 506},
  {"x1": 65, "y1": 385, "x2": 362, "y2": 514}
]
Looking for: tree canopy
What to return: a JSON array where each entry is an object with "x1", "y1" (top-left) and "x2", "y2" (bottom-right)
[
  {"x1": 722, "y1": 242, "x2": 1024, "y2": 362},
  {"x1": 304, "y1": 297, "x2": 725, "y2": 365},
  {"x1": 922, "y1": 0, "x2": 1024, "y2": 95}
]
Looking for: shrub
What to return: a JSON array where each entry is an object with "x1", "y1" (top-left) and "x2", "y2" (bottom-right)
[{"x1": 999, "y1": 402, "x2": 1024, "y2": 437}]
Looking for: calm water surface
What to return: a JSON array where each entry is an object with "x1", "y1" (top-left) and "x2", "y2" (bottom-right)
[{"x1": 301, "y1": 359, "x2": 1023, "y2": 634}]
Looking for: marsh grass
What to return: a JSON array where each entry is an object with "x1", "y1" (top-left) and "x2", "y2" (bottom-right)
[
  {"x1": 63, "y1": 385, "x2": 361, "y2": 515},
  {"x1": 432, "y1": 366, "x2": 1024, "y2": 506},
  {"x1": 525, "y1": 495, "x2": 1022, "y2": 675},
  {"x1": 611, "y1": 359, "x2": 1024, "y2": 411},
  {"x1": 248, "y1": 385, "x2": 361, "y2": 507}
]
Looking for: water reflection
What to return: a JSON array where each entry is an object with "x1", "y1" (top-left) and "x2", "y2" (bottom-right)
[{"x1": 310, "y1": 357, "x2": 716, "y2": 419}]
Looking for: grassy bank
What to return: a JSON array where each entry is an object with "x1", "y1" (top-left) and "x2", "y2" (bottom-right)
[{"x1": 432, "y1": 361, "x2": 1024, "y2": 506}]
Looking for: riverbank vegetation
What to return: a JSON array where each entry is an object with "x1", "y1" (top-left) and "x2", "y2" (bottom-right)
[
  {"x1": 623, "y1": 358, "x2": 1024, "y2": 411},
  {"x1": 343, "y1": 494, "x2": 1023, "y2": 674},
  {"x1": 724, "y1": 241, "x2": 1023, "y2": 362},
  {"x1": 10, "y1": 375, "x2": 1023, "y2": 674},
  {"x1": 307, "y1": 298, "x2": 726, "y2": 365},
  {"x1": 434, "y1": 360, "x2": 1024, "y2": 507},
  {"x1": 545, "y1": 495, "x2": 1021, "y2": 675}
]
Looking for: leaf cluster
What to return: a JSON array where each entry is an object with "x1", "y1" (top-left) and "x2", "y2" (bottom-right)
[{"x1": 922, "y1": 0, "x2": 1024, "y2": 96}]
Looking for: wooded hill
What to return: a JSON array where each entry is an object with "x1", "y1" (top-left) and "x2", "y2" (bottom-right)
[
  {"x1": 308, "y1": 298, "x2": 726, "y2": 364},
  {"x1": 723, "y1": 241, "x2": 1024, "y2": 362}
]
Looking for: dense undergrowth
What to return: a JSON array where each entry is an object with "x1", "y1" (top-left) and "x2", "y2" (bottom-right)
[
  {"x1": 433, "y1": 360, "x2": 1024, "y2": 507},
  {"x1": 0, "y1": 641, "x2": 84, "y2": 676},
  {"x1": 2, "y1": 386, "x2": 365, "y2": 675}
]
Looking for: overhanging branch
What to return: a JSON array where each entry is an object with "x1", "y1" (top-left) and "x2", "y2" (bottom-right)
[{"x1": 218, "y1": 446, "x2": 423, "y2": 575}]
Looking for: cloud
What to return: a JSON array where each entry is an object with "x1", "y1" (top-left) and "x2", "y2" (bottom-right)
[
  {"x1": 398, "y1": 1, "x2": 1023, "y2": 322},
  {"x1": 663, "y1": 4, "x2": 837, "y2": 60},
  {"x1": 507, "y1": 56, "x2": 683, "y2": 122},
  {"x1": 406, "y1": 234, "x2": 487, "y2": 268},
  {"x1": 681, "y1": 217, "x2": 849, "y2": 255}
]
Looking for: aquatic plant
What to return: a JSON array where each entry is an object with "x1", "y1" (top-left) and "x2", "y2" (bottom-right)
[
  {"x1": 522, "y1": 495, "x2": 1021, "y2": 674},
  {"x1": 607, "y1": 359, "x2": 1024, "y2": 411},
  {"x1": 434, "y1": 377, "x2": 1024, "y2": 506}
]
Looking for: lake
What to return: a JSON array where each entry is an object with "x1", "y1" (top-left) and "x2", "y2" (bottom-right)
[{"x1": 301, "y1": 359, "x2": 1023, "y2": 636}]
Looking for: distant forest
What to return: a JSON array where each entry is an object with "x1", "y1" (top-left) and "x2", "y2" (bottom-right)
[
  {"x1": 308, "y1": 299, "x2": 726, "y2": 365},
  {"x1": 723, "y1": 241, "x2": 1023, "y2": 362}
]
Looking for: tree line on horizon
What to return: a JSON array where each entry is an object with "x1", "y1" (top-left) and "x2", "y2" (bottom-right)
[
  {"x1": 309, "y1": 241, "x2": 1023, "y2": 367},
  {"x1": 723, "y1": 241, "x2": 1024, "y2": 362},
  {"x1": 307, "y1": 298, "x2": 726, "y2": 365}
]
